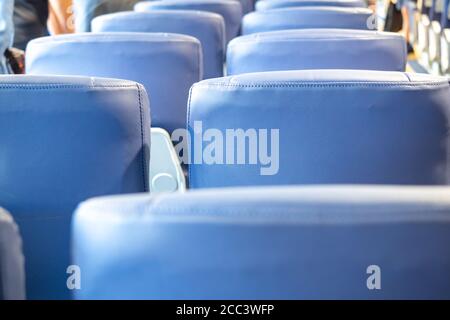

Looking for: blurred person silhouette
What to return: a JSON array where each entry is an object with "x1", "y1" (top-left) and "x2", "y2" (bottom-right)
[{"x1": 13, "y1": 0, "x2": 49, "y2": 50}]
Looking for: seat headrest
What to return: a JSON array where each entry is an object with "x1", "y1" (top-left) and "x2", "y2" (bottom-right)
[
  {"x1": 187, "y1": 70, "x2": 450, "y2": 188},
  {"x1": 227, "y1": 29, "x2": 407, "y2": 74},
  {"x1": 255, "y1": 0, "x2": 367, "y2": 11},
  {"x1": 242, "y1": 6, "x2": 374, "y2": 35},
  {"x1": 26, "y1": 33, "x2": 201, "y2": 133},
  {"x1": 134, "y1": 0, "x2": 243, "y2": 43},
  {"x1": 92, "y1": 10, "x2": 225, "y2": 79}
]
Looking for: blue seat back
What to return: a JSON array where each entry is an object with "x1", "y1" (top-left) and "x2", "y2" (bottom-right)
[
  {"x1": 92, "y1": 11, "x2": 225, "y2": 79},
  {"x1": 187, "y1": 70, "x2": 450, "y2": 188},
  {"x1": 26, "y1": 33, "x2": 201, "y2": 133},
  {"x1": 227, "y1": 29, "x2": 407, "y2": 74},
  {"x1": 73, "y1": 185, "x2": 450, "y2": 299},
  {"x1": 242, "y1": 6, "x2": 374, "y2": 34},
  {"x1": 256, "y1": 0, "x2": 366, "y2": 11},
  {"x1": 0, "y1": 75, "x2": 150, "y2": 299},
  {"x1": 135, "y1": 0, "x2": 243, "y2": 44}
]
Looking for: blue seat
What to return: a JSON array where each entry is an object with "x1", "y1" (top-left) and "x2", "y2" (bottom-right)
[
  {"x1": 428, "y1": 0, "x2": 446, "y2": 65},
  {"x1": 92, "y1": 11, "x2": 225, "y2": 79},
  {"x1": 0, "y1": 75, "x2": 150, "y2": 299},
  {"x1": 255, "y1": 0, "x2": 366, "y2": 11},
  {"x1": 73, "y1": 185, "x2": 450, "y2": 299},
  {"x1": 418, "y1": 0, "x2": 434, "y2": 57},
  {"x1": 26, "y1": 33, "x2": 202, "y2": 134},
  {"x1": 187, "y1": 70, "x2": 450, "y2": 188},
  {"x1": 135, "y1": 0, "x2": 243, "y2": 44},
  {"x1": 441, "y1": 0, "x2": 450, "y2": 73},
  {"x1": 227, "y1": 29, "x2": 407, "y2": 74},
  {"x1": 0, "y1": 208, "x2": 25, "y2": 300},
  {"x1": 242, "y1": 6, "x2": 374, "y2": 34},
  {"x1": 406, "y1": 0, "x2": 419, "y2": 46}
]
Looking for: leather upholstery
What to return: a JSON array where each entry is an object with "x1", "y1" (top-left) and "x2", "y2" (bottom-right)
[
  {"x1": 188, "y1": 70, "x2": 450, "y2": 188},
  {"x1": 134, "y1": 0, "x2": 243, "y2": 44},
  {"x1": 0, "y1": 75, "x2": 150, "y2": 299},
  {"x1": 227, "y1": 29, "x2": 407, "y2": 74},
  {"x1": 0, "y1": 208, "x2": 25, "y2": 300},
  {"x1": 242, "y1": 6, "x2": 374, "y2": 35},
  {"x1": 26, "y1": 33, "x2": 201, "y2": 133},
  {"x1": 73, "y1": 185, "x2": 450, "y2": 299},
  {"x1": 255, "y1": 0, "x2": 366, "y2": 11},
  {"x1": 92, "y1": 11, "x2": 225, "y2": 79}
]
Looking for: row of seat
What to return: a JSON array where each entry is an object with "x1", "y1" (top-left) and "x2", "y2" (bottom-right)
[
  {"x1": 412, "y1": 0, "x2": 450, "y2": 74},
  {"x1": 24, "y1": 7, "x2": 400, "y2": 136},
  {"x1": 2, "y1": 0, "x2": 450, "y2": 299}
]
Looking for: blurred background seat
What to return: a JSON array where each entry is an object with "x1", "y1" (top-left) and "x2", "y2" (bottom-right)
[
  {"x1": 427, "y1": 0, "x2": 445, "y2": 70},
  {"x1": 417, "y1": 0, "x2": 433, "y2": 61},
  {"x1": 135, "y1": 0, "x2": 243, "y2": 44},
  {"x1": 92, "y1": 10, "x2": 225, "y2": 79},
  {"x1": 255, "y1": 0, "x2": 367, "y2": 11},
  {"x1": 242, "y1": 6, "x2": 374, "y2": 34},
  {"x1": 227, "y1": 28, "x2": 406, "y2": 74},
  {"x1": 26, "y1": 32, "x2": 202, "y2": 134},
  {"x1": 440, "y1": 0, "x2": 450, "y2": 73}
]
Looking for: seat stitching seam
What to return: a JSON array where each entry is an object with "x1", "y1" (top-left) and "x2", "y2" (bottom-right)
[
  {"x1": 137, "y1": 84, "x2": 148, "y2": 192},
  {"x1": 0, "y1": 84, "x2": 137, "y2": 89},
  {"x1": 194, "y1": 82, "x2": 448, "y2": 89},
  {"x1": 187, "y1": 86, "x2": 194, "y2": 188}
]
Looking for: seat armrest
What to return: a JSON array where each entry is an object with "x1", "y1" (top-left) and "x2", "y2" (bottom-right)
[
  {"x1": 431, "y1": 20, "x2": 442, "y2": 33},
  {"x1": 418, "y1": 14, "x2": 431, "y2": 54},
  {"x1": 429, "y1": 21, "x2": 442, "y2": 62},
  {"x1": 150, "y1": 128, "x2": 186, "y2": 193},
  {"x1": 443, "y1": 28, "x2": 450, "y2": 40},
  {"x1": 441, "y1": 28, "x2": 450, "y2": 73}
]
